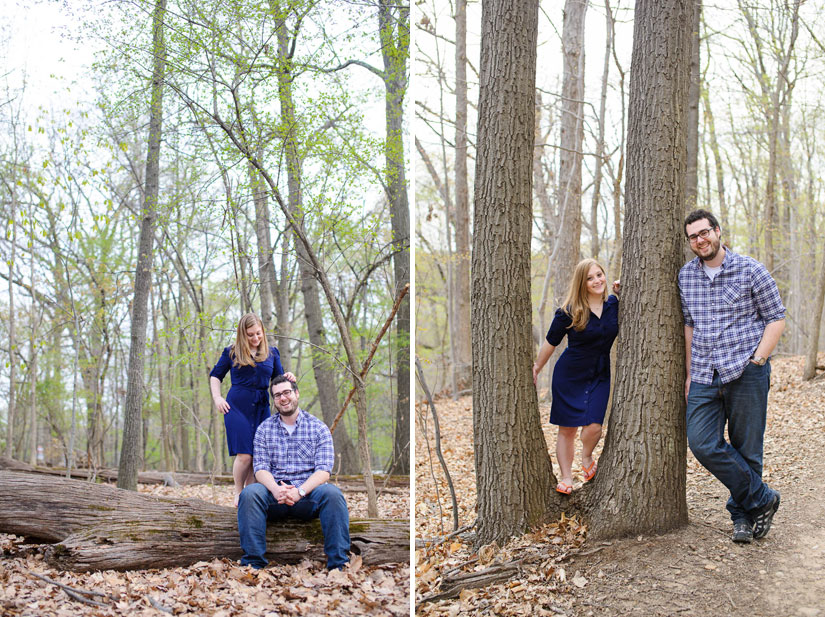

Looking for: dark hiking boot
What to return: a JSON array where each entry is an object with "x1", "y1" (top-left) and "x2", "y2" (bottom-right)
[
  {"x1": 753, "y1": 491, "x2": 780, "y2": 539},
  {"x1": 731, "y1": 519, "x2": 753, "y2": 543}
]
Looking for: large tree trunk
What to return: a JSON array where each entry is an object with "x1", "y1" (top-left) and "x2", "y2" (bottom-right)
[
  {"x1": 684, "y1": 0, "x2": 701, "y2": 263},
  {"x1": 585, "y1": 0, "x2": 691, "y2": 538},
  {"x1": 453, "y1": 0, "x2": 472, "y2": 389},
  {"x1": 472, "y1": 0, "x2": 558, "y2": 548},
  {"x1": 118, "y1": 0, "x2": 167, "y2": 490},
  {"x1": 378, "y1": 0, "x2": 411, "y2": 476},
  {"x1": 0, "y1": 471, "x2": 407, "y2": 572}
]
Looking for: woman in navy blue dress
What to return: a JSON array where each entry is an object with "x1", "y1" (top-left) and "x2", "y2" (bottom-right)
[
  {"x1": 533, "y1": 259, "x2": 619, "y2": 495},
  {"x1": 209, "y1": 313, "x2": 295, "y2": 506}
]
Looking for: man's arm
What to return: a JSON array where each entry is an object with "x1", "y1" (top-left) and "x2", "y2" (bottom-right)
[
  {"x1": 283, "y1": 470, "x2": 331, "y2": 505},
  {"x1": 753, "y1": 319, "x2": 785, "y2": 360},
  {"x1": 684, "y1": 325, "x2": 693, "y2": 401}
]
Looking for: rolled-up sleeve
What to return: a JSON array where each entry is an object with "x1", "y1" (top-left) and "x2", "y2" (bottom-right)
[
  {"x1": 314, "y1": 425, "x2": 334, "y2": 473},
  {"x1": 253, "y1": 422, "x2": 274, "y2": 474},
  {"x1": 752, "y1": 262, "x2": 785, "y2": 323}
]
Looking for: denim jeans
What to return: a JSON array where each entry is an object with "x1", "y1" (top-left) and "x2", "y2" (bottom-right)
[
  {"x1": 237, "y1": 482, "x2": 350, "y2": 570},
  {"x1": 686, "y1": 360, "x2": 774, "y2": 522}
]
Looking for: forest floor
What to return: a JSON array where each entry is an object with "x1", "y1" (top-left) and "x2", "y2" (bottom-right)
[
  {"x1": 415, "y1": 355, "x2": 825, "y2": 617},
  {"x1": 0, "y1": 480, "x2": 410, "y2": 616}
]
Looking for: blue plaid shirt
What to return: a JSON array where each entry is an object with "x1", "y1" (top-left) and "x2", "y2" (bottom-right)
[
  {"x1": 678, "y1": 249, "x2": 785, "y2": 385},
  {"x1": 252, "y1": 409, "x2": 335, "y2": 487}
]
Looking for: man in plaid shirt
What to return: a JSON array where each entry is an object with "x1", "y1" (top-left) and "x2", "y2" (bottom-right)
[
  {"x1": 679, "y1": 209, "x2": 785, "y2": 544},
  {"x1": 237, "y1": 375, "x2": 350, "y2": 569}
]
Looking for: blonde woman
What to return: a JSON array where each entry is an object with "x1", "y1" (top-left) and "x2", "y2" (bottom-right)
[
  {"x1": 210, "y1": 313, "x2": 295, "y2": 506},
  {"x1": 532, "y1": 259, "x2": 620, "y2": 495}
]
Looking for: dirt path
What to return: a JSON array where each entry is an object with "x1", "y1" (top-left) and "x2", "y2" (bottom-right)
[
  {"x1": 415, "y1": 356, "x2": 825, "y2": 616},
  {"x1": 564, "y1": 358, "x2": 825, "y2": 617}
]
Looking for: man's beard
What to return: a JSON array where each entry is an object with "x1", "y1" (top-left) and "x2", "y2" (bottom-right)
[{"x1": 278, "y1": 404, "x2": 298, "y2": 417}]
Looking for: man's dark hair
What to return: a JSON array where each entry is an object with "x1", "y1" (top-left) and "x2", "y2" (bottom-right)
[
  {"x1": 270, "y1": 374, "x2": 298, "y2": 393},
  {"x1": 684, "y1": 209, "x2": 720, "y2": 236}
]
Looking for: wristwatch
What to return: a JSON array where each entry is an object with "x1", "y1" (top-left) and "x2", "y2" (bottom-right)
[
  {"x1": 750, "y1": 355, "x2": 766, "y2": 366},
  {"x1": 298, "y1": 486, "x2": 306, "y2": 498}
]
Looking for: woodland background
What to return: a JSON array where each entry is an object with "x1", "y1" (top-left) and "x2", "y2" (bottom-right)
[
  {"x1": 415, "y1": 0, "x2": 825, "y2": 395},
  {"x1": 1, "y1": 0, "x2": 410, "y2": 484}
]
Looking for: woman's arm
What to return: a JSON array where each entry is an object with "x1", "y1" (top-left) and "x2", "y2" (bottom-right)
[
  {"x1": 532, "y1": 340, "x2": 557, "y2": 385},
  {"x1": 210, "y1": 376, "x2": 230, "y2": 414}
]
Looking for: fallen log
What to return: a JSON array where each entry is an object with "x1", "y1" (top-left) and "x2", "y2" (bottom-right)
[
  {"x1": 0, "y1": 457, "x2": 408, "y2": 493},
  {"x1": 0, "y1": 470, "x2": 409, "y2": 572}
]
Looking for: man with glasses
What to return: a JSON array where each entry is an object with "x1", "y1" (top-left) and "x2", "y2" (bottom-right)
[
  {"x1": 679, "y1": 209, "x2": 785, "y2": 544},
  {"x1": 237, "y1": 374, "x2": 350, "y2": 569}
]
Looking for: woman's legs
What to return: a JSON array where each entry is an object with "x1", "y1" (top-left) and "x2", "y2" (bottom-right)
[
  {"x1": 556, "y1": 426, "x2": 578, "y2": 486},
  {"x1": 233, "y1": 453, "x2": 254, "y2": 507},
  {"x1": 580, "y1": 423, "x2": 603, "y2": 469}
]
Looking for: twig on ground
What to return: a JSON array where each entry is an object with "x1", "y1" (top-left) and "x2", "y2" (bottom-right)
[
  {"x1": 148, "y1": 596, "x2": 174, "y2": 613},
  {"x1": 29, "y1": 572, "x2": 112, "y2": 607}
]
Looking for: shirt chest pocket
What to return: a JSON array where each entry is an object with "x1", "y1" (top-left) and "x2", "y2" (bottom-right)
[
  {"x1": 294, "y1": 441, "x2": 314, "y2": 462},
  {"x1": 721, "y1": 282, "x2": 747, "y2": 307}
]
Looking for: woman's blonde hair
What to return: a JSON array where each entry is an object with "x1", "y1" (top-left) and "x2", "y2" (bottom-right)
[
  {"x1": 229, "y1": 313, "x2": 269, "y2": 367},
  {"x1": 561, "y1": 258, "x2": 608, "y2": 332}
]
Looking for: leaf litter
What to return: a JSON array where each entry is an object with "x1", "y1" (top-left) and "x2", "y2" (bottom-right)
[
  {"x1": 0, "y1": 484, "x2": 409, "y2": 616},
  {"x1": 415, "y1": 355, "x2": 825, "y2": 616}
]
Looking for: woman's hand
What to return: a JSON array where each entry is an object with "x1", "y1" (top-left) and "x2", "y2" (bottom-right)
[
  {"x1": 532, "y1": 363, "x2": 541, "y2": 386},
  {"x1": 612, "y1": 280, "x2": 621, "y2": 295},
  {"x1": 283, "y1": 371, "x2": 297, "y2": 383},
  {"x1": 214, "y1": 396, "x2": 230, "y2": 414}
]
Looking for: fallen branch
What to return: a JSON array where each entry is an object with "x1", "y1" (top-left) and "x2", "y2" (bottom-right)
[
  {"x1": 417, "y1": 561, "x2": 523, "y2": 606},
  {"x1": 29, "y1": 571, "x2": 113, "y2": 607}
]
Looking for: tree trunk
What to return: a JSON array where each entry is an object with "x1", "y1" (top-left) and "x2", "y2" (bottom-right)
[
  {"x1": 0, "y1": 471, "x2": 407, "y2": 572},
  {"x1": 378, "y1": 0, "x2": 411, "y2": 476},
  {"x1": 589, "y1": 0, "x2": 613, "y2": 261},
  {"x1": 684, "y1": 0, "x2": 701, "y2": 211},
  {"x1": 453, "y1": 0, "x2": 472, "y2": 389},
  {"x1": 803, "y1": 248, "x2": 825, "y2": 380},
  {"x1": 556, "y1": 0, "x2": 587, "y2": 304},
  {"x1": 273, "y1": 15, "x2": 359, "y2": 474},
  {"x1": 6, "y1": 186, "x2": 17, "y2": 459},
  {"x1": 701, "y1": 86, "x2": 727, "y2": 230},
  {"x1": 585, "y1": 0, "x2": 691, "y2": 538},
  {"x1": 250, "y1": 159, "x2": 277, "y2": 339},
  {"x1": 119, "y1": 0, "x2": 167, "y2": 490},
  {"x1": 472, "y1": 0, "x2": 558, "y2": 547}
]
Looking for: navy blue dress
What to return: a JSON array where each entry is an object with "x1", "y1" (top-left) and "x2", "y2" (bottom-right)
[
  {"x1": 209, "y1": 346, "x2": 284, "y2": 456},
  {"x1": 546, "y1": 295, "x2": 619, "y2": 427}
]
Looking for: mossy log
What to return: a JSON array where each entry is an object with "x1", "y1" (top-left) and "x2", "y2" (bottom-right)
[
  {"x1": 0, "y1": 457, "x2": 408, "y2": 492},
  {"x1": 0, "y1": 471, "x2": 409, "y2": 572}
]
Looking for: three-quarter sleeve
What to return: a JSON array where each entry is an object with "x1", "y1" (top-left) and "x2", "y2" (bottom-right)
[
  {"x1": 546, "y1": 308, "x2": 572, "y2": 346},
  {"x1": 209, "y1": 347, "x2": 231, "y2": 381},
  {"x1": 270, "y1": 346, "x2": 284, "y2": 378}
]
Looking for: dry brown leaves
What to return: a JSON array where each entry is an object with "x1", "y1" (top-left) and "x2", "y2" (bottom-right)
[
  {"x1": 414, "y1": 355, "x2": 825, "y2": 616},
  {"x1": 1, "y1": 485, "x2": 410, "y2": 616}
]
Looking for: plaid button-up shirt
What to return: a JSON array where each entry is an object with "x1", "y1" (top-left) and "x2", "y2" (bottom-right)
[
  {"x1": 252, "y1": 409, "x2": 335, "y2": 487},
  {"x1": 678, "y1": 248, "x2": 785, "y2": 385}
]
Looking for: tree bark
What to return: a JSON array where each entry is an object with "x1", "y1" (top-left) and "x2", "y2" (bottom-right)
[
  {"x1": 453, "y1": 0, "x2": 472, "y2": 389},
  {"x1": 118, "y1": 0, "x2": 167, "y2": 491},
  {"x1": 472, "y1": 0, "x2": 558, "y2": 547},
  {"x1": 0, "y1": 471, "x2": 407, "y2": 572},
  {"x1": 585, "y1": 0, "x2": 691, "y2": 538},
  {"x1": 684, "y1": 0, "x2": 701, "y2": 212},
  {"x1": 6, "y1": 185, "x2": 17, "y2": 459}
]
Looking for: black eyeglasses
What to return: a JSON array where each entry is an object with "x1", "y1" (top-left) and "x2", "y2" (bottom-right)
[
  {"x1": 686, "y1": 227, "x2": 715, "y2": 243},
  {"x1": 272, "y1": 388, "x2": 294, "y2": 399}
]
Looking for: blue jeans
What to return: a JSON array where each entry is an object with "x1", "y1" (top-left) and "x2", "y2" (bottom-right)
[
  {"x1": 686, "y1": 361, "x2": 774, "y2": 522},
  {"x1": 237, "y1": 483, "x2": 350, "y2": 570}
]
